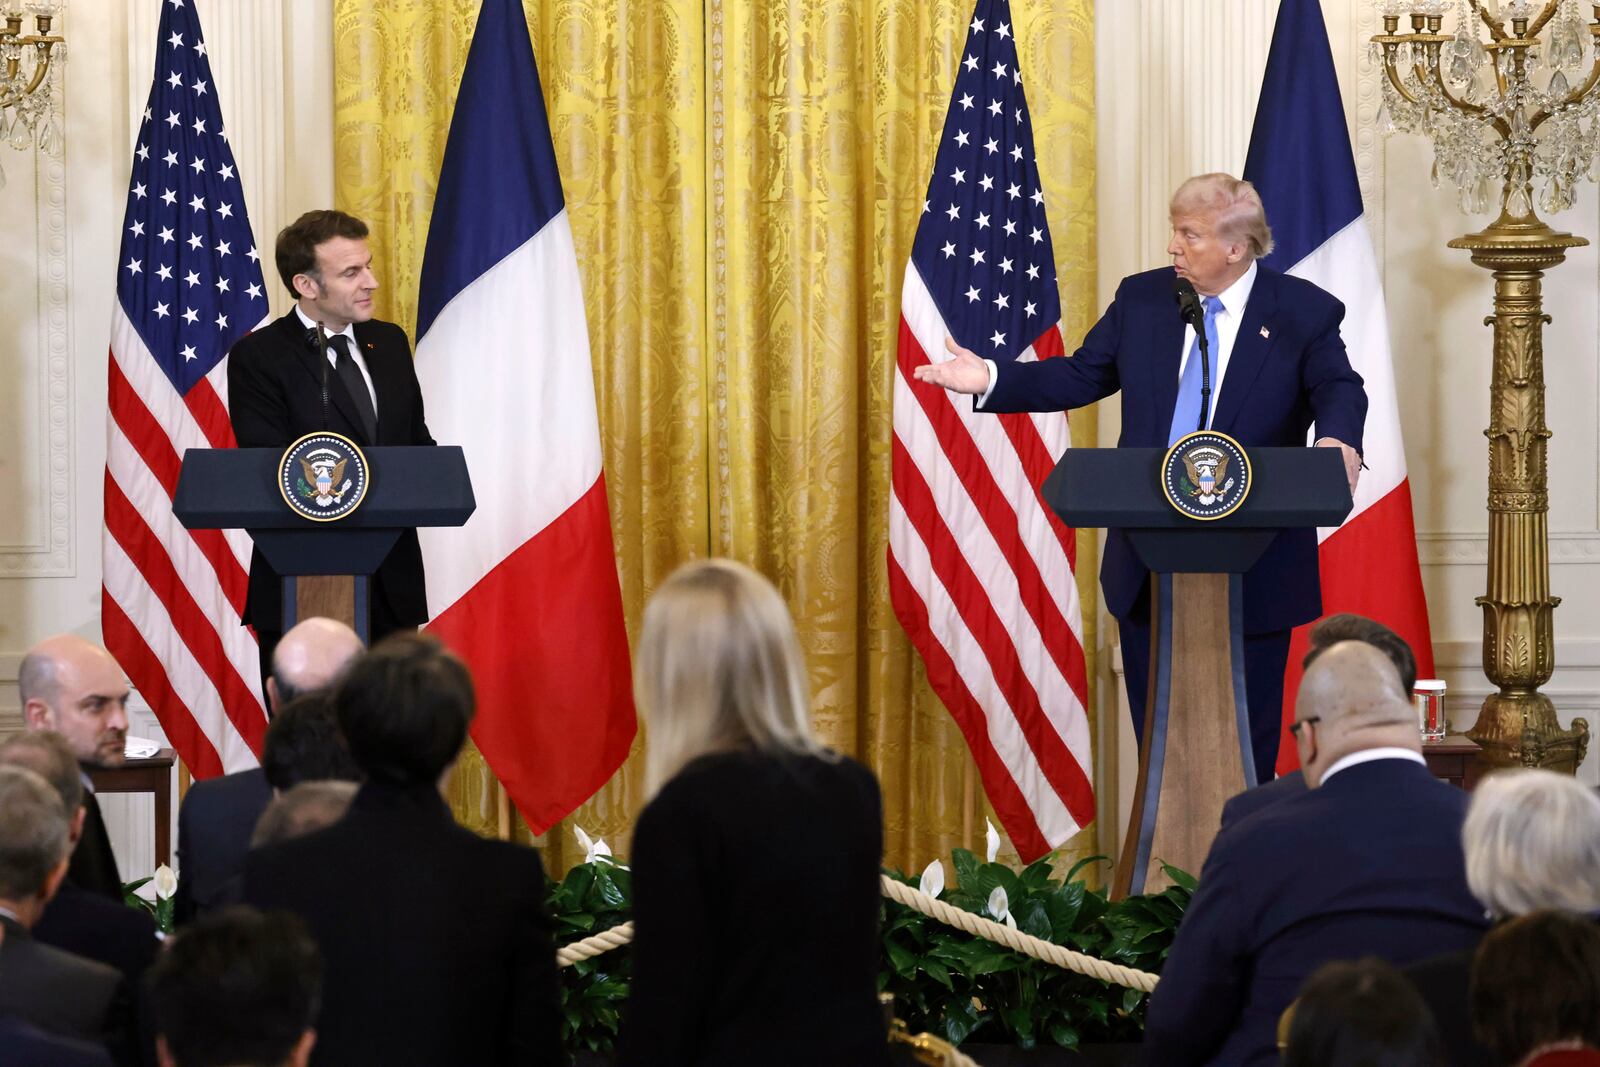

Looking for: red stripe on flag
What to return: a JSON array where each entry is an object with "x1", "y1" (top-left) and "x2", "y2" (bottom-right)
[
  {"x1": 108, "y1": 355, "x2": 249, "y2": 614},
  {"x1": 896, "y1": 322, "x2": 1089, "y2": 707},
  {"x1": 891, "y1": 435, "x2": 1096, "y2": 829},
  {"x1": 998, "y1": 324, "x2": 1077, "y2": 568},
  {"x1": 184, "y1": 375, "x2": 238, "y2": 449},
  {"x1": 428, "y1": 475, "x2": 636, "y2": 834},
  {"x1": 102, "y1": 587, "x2": 226, "y2": 779},
  {"x1": 104, "y1": 472, "x2": 266, "y2": 754},
  {"x1": 1275, "y1": 479, "x2": 1436, "y2": 775},
  {"x1": 887, "y1": 551, "x2": 1052, "y2": 860}
]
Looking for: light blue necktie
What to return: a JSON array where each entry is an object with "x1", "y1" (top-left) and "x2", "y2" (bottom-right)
[{"x1": 1167, "y1": 295, "x2": 1223, "y2": 446}]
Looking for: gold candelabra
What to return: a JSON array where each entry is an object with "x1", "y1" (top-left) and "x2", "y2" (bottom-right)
[
  {"x1": 0, "y1": 2, "x2": 64, "y2": 189},
  {"x1": 1374, "y1": 0, "x2": 1591, "y2": 771}
]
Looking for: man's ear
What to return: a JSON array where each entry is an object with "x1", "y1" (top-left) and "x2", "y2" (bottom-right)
[
  {"x1": 266, "y1": 676, "x2": 280, "y2": 714},
  {"x1": 22, "y1": 698, "x2": 53, "y2": 731},
  {"x1": 156, "y1": 1034, "x2": 179, "y2": 1067},
  {"x1": 39, "y1": 854, "x2": 69, "y2": 906},
  {"x1": 69, "y1": 806, "x2": 86, "y2": 847},
  {"x1": 290, "y1": 1028, "x2": 317, "y2": 1067},
  {"x1": 292, "y1": 273, "x2": 318, "y2": 301}
]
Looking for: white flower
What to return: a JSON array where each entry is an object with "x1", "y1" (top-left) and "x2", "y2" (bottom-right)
[
  {"x1": 985, "y1": 818, "x2": 1001, "y2": 863},
  {"x1": 919, "y1": 859, "x2": 946, "y2": 899},
  {"x1": 589, "y1": 837, "x2": 614, "y2": 863},
  {"x1": 152, "y1": 864, "x2": 178, "y2": 901},
  {"x1": 987, "y1": 885, "x2": 1018, "y2": 930},
  {"x1": 573, "y1": 824, "x2": 625, "y2": 867}
]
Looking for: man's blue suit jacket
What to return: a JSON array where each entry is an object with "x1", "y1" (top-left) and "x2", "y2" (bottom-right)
[
  {"x1": 981, "y1": 265, "x2": 1367, "y2": 633},
  {"x1": 1143, "y1": 759, "x2": 1487, "y2": 1067}
]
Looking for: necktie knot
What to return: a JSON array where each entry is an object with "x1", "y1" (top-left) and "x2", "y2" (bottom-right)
[
  {"x1": 1202, "y1": 295, "x2": 1223, "y2": 318},
  {"x1": 327, "y1": 334, "x2": 352, "y2": 362}
]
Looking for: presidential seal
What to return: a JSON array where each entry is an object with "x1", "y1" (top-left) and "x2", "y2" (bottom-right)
[
  {"x1": 279, "y1": 432, "x2": 369, "y2": 522},
  {"x1": 1161, "y1": 431, "x2": 1251, "y2": 521}
]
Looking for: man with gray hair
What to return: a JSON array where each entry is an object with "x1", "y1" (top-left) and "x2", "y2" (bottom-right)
[
  {"x1": 20, "y1": 634, "x2": 132, "y2": 901},
  {"x1": 1404, "y1": 769, "x2": 1600, "y2": 1067},
  {"x1": 174, "y1": 616, "x2": 363, "y2": 924},
  {"x1": 0, "y1": 765, "x2": 126, "y2": 1056},
  {"x1": 0, "y1": 732, "x2": 162, "y2": 991},
  {"x1": 1144, "y1": 641, "x2": 1484, "y2": 1066},
  {"x1": 913, "y1": 172, "x2": 1368, "y2": 783}
]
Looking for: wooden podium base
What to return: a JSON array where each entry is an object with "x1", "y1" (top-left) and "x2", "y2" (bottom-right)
[
  {"x1": 284, "y1": 574, "x2": 370, "y2": 642},
  {"x1": 1113, "y1": 572, "x2": 1255, "y2": 898}
]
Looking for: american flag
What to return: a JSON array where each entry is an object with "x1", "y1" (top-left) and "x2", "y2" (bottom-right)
[
  {"x1": 105, "y1": 0, "x2": 269, "y2": 778},
  {"x1": 888, "y1": 0, "x2": 1094, "y2": 862}
]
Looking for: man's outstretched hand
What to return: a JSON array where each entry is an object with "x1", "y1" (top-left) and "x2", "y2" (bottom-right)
[{"x1": 912, "y1": 336, "x2": 991, "y2": 395}]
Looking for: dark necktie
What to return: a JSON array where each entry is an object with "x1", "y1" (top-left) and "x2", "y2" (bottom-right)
[{"x1": 328, "y1": 334, "x2": 378, "y2": 442}]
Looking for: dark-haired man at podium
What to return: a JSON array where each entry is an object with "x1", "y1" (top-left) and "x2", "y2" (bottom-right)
[
  {"x1": 227, "y1": 210, "x2": 435, "y2": 691},
  {"x1": 913, "y1": 173, "x2": 1367, "y2": 783}
]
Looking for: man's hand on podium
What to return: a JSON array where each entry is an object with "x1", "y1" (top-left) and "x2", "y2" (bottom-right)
[
  {"x1": 912, "y1": 336, "x2": 991, "y2": 395},
  {"x1": 1314, "y1": 437, "x2": 1362, "y2": 495}
]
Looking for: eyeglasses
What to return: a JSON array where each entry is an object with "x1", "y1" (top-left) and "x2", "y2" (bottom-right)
[{"x1": 1289, "y1": 716, "x2": 1321, "y2": 738}]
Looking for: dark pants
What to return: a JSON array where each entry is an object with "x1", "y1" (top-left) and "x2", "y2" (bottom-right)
[
  {"x1": 1117, "y1": 580, "x2": 1293, "y2": 786},
  {"x1": 255, "y1": 591, "x2": 413, "y2": 714}
]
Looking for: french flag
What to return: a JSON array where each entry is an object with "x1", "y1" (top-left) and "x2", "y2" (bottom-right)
[
  {"x1": 413, "y1": 0, "x2": 635, "y2": 831},
  {"x1": 1244, "y1": 0, "x2": 1435, "y2": 774}
]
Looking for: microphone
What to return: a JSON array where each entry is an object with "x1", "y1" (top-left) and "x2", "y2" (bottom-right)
[
  {"x1": 306, "y1": 321, "x2": 331, "y2": 431},
  {"x1": 1173, "y1": 277, "x2": 1212, "y2": 434}
]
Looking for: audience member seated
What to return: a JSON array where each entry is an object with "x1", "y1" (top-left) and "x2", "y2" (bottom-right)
[
  {"x1": 1220, "y1": 612, "x2": 1419, "y2": 829},
  {"x1": 1471, "y1": 911, "x2": 1600, "y2": 1067},
  {"x1": 243, "y1": 633, "x2": 560, "y2": 1066},
  {"x1": 0, "y1": 731, "x2": 160, "y2": 989},
  {"x1": 175, "y1": 617, "x2": 363, "y2": 925},
  {"x1": 616, "y1": 559, "x2": 889, "y2": 1067},
  {"x1": 1281, "y1": 958, "x2": 1443, "y2": 1067},
  {"x1": 1143, "y1": 641, "x2": 1485, "y2": 1067},
  {"x1": 0, "y1": 765, "x2": 130, "y2": 1062},
  {"x1": 20, "y1": 635, "x2": 132, "y2": 901},
  {"x1": 1405, "y1": 769, "x2": 1600, "y2": 1067},
  {"x1": 146, "y1": 906, "x2": 322, "y2": 1067},
  {"x1": 251, "y1": 782, "x2": 359, "y2": 848}
]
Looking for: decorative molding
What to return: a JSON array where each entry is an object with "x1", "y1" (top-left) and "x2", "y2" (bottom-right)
[
  {"x1": 1348, "y1": 0, "x2": 1384, "y2": 262},
  {"x1": 1417, "y1": 531, "x2": 1600, "y2": 566},
  {"x1": 0, "y1": 74, "x2": 74, "y2": 577}
]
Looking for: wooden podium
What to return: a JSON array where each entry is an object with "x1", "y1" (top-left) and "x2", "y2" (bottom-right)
[
  {"x1": 173, "y1": 446, "x2": 476, "y2": 641},
  {"x1": 1043, "y1": 446, "x2": 1350, "y2": 896}
]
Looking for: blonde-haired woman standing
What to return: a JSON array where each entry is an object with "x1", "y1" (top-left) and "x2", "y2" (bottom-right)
[{"x1": 617, "y1": 559, "x2": 889, "y2": 1067}]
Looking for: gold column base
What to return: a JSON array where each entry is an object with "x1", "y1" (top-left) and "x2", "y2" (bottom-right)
[{"x1": 1466, "y1": 690, "x2": 1589, "y2": 773}]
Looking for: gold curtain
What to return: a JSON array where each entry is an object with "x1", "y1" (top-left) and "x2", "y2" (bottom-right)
[{"x1": 332, "y1": 0, "x2": 1100, "y2": 877}]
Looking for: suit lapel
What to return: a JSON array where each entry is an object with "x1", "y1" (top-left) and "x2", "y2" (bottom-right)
[
  {"x1": 1209, "y1": 268, "x2": 1280, "y2": 435},
  {"x1": 353, "y1": 321, "x2": 392, "y2": 445},
  {"x1": 1148, "y1": 274, "x2": 1187, "y2": 444},
  {"x1": 286, "y1": 313, "x2": 371, "y2": 444}
]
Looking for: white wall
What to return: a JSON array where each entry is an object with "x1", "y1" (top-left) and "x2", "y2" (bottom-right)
[
  {"x1": 1094, "y1": 0, "x2": 1600, "y2": 830},
  {"x1": 0, "y1": 0, "x2": 334, "y2": 881}
]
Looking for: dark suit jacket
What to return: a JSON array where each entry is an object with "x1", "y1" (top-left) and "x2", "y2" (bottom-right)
[
  {"x1": 243, "y1": 780, "x2": 561, "y2": 1066},
  {"x1": 1143, "y1": 758, "x2": 1486, "y2": 1067},
  {"x1": 226, "y1": 311, "x2": 435, "y2": 633},
  {"x1": 0, "y1": 916, "x2": 124, "y2": 1054},
  {"x1": 32, "y1": 884, "x2": 159, "y2": 987},
  {"x1": 1404, "y1": 947, "x2": 1494, "y2": 1067},
  {"x1": 618, "y1": 751, "x2": 889, "y2": 1067},
  {"x1": 1218, "y1": 770, "x2": 1307, "y2": 831},
  {"x1": 172, "y1": 767, "x2": 272, "y2": 925},
  {"x1": 68, "y1": 790, "x2": 124, "y2": 902},
  {"x1": 982, "y1": 265, "x2": 1367, "y2": 633},
  {"x1": 0, "y1": 1015, "x2": 114, "y2": 1067}
]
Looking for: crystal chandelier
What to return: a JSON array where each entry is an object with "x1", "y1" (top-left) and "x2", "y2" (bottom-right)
[
  {"x1": 1374, "y1": 0, "x2": 1600, "y2": 218},
  {"x1": 0, "y1": 1, "x2": 65, "y2": 188}
]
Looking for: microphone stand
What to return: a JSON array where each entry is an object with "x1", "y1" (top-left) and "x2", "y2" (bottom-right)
[
  {"x1": 1196, "y1": 325, "x2": 1212, "y2": 435},
  {"x1": 315, "y1": 320, "x2": 330, "y2": 431}
]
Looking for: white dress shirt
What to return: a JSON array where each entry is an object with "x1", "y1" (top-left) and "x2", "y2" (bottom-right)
[
  {"x1": 976, "y1": 260, "x2": 1260, "y2": 416},
  {"x1": 294, "y1": 304, "x2": 379, "y2": 417},
  {"x1": 1319, "y1": 746, "x2": 1426, "y2": 785}
]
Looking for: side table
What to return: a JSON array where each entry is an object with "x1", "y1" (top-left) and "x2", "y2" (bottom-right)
[
  {"x1": 1422, "y1": 734, "x2": 1484, "y2": 791},
  {"x1": 88, "y1": 748, "x2": 177, "y2": 866}
]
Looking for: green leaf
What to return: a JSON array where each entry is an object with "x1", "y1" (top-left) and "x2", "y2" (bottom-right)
[
  {"x1": 1063, "y1": 854, "x2": 1110, "y2": 884},
  {"x1": 1013, "y1": 898, "x2": 1053, "y2": 942},
  {"x1": 919, "y1": 959, "x2": 954, "y2": 990},
  {"x1": 886, "y1": 941, "x2": 919, "y2": 981},
  {"x1": 1048, "y1": 1022, "x2": 1081, "y2": 1050},
  {"x1": 1160, "y1": 863, "x2": 1198, "y2": 892},
  {"x1": 951, "y1": 848, "x2": 981, "y2": 889},
  {"x1": 1122, "y1": 987, "x2": 1146, "y2": 1013}
]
